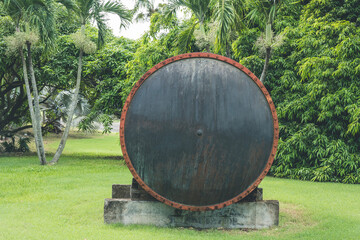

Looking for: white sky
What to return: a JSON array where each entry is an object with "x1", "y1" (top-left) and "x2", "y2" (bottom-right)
[{"x1": 107, "y1": 0, "x2": 166, "y2": 40}]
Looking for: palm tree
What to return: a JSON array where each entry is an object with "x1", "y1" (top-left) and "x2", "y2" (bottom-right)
[
  {"x1": 211, "y1": 0, "x2": 245, "y2": 56},
  {"x1": 245, "y1": 0, "x2": 285, "y2": 82},
  {"x1": 2, "y1": 0, "x2": 71, "y2": 164},
  {"x1": 164, "y1": 0, "x2": 212, "y2": 53},
  {"x1": 50, "y1": 0, "x2": 131, "y2": 164},
  {"x1": 133, "y1": 0, "x2": 157, "y2": 22},
  {"x1": 165, "y1": 0, "x2": 245, "y2": 56}
]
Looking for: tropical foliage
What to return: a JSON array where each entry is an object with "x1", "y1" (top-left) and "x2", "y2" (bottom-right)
[
  {"x1": 0, "y1": 0, "x2": 359, "y2": 183},
  {"x1": 235, "y1": 1, "x2": 360, "y2": 183},
  {"x1": 49, "y1": 0, "x2": 131, "y2": 164}
]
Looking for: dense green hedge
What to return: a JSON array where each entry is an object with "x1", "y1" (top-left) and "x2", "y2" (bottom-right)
[{"x1": 236, "y1": 1, "x2": 360, "y2": 183}]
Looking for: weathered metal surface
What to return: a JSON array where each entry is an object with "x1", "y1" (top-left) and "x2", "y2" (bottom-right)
[
  {"x1": 111, "y1": 183, "x2": 263, "y2": 202},
  {"x1": 120, "y1": 53, "x2": 279, "y2": 211}
]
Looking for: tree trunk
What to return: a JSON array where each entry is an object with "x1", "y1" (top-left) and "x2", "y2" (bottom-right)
[
  {"x1": 226, "y1": 42, "x2": 231, "y2": 58},
  {"x1": 20, "y1": 47, "x2": 43, "y2": 162},
  {"x1": 50, "y1": 47, "x2": 83, "y2": 164},
  {"x1": 26, "y1": 42, "x2": 47, "y2": 165},
  {"x1": 260, "y1": 47, "x2": 271, "y2": 83},
  {"x1": 17, "y1": 24, "x2": 46, "y2": 165}
]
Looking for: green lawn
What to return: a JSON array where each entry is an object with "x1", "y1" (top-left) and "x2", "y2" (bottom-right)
[
  {"x1": 44, "y1": 132, "x2": 122, "y2": 156},
  {"x1": 1, "y1": 132, "x2": 359, "y2": 239}
]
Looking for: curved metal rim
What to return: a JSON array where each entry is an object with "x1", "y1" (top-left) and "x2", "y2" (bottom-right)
[{"x1": 120, "y1": 52, "x2": 279, "y2": 211}]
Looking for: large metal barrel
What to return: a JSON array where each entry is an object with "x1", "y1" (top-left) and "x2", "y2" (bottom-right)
[{"x1": 120, "y1": 53, "x2": 279, "y2": 211}]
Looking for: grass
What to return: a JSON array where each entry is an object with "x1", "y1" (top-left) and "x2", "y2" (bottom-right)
[
  {"x1": 1, "y1": 132, "x2": 359, "y2": 239},
  {"x1": 44, "y1": 132, "x2": 122, "y2": 156}
]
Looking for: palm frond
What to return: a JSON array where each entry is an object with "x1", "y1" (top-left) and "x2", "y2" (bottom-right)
[
  {"x1": 31, "y1": 0, "x2": 56, "y2": 46},
  {"x1": 77, "y1": 0, "x2": 94, "y2": 23},
  {"x1": 134, "y1": 12, "x2": 146, "y2": 22},
  {"x1": 55, "y1": 0, "x2": 76, "y2": 11},
  {"x1": 133, "y1": 0, "x2": 154, "y2": 12},
  {"x1": 245, "y1": 0, "x2": 286, "y2": 27},
  {"x1": 88, "y1": 0, "x2": 131, "y2": 48},
  {"x1": 101, "y1": 1, "x2": 131, "y2": 29},
  {"x1": 268, "y1": 2, "x2": 277, "y2": 24},
  {"x1": 95, "y1": 13, "x2": 106, "y2": 47},
  {"x1": 211, "y1": 0, "x2": 236, "y2": 53},
  {"x1": 54, "y1": 89, "x2": 90, "y2": 118},
  {"x1": 176, "y1": 20, "x2": 198, "y2": 53},
  {"x1": 188, "y1": 0, "x2": 212, "y2": 24},
  {"x1": 163, "y1": 0, "x2": 185, "y2": 20}
]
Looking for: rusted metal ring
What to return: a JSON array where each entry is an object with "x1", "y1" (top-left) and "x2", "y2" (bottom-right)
[{"x1": 120, "y1": 52, "x2": 279, "y2": 211}]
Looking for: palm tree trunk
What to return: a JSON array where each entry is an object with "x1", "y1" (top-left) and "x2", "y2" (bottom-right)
[
  {"x1": 20, "y1": 47, "x2": 43, "y2": 163},
  {"x1": 17, "y1": 24, "x2": 45, "y2": 165},
  {"x1": 226, "y1": 43, "x2": 231, "y2": 58},
  {"x1": 26, "y1": 42, "x2": 47, "y2": 164},
  {"x1": 50, "y1": 47, "x2": 83, "y2": 164},
  {"x1": 260, "y1": 47, "x2": 271, "y2": 83}
]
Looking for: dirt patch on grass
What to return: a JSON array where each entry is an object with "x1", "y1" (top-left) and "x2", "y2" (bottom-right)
[
  {"x1": 281, "y1": 203, "x2": 308, "y2": 225},
  {"x1": 260, "y1": 202, "x2": 316, "y2": 237},
  {"x1": 218, "y1": 202, "x2": 316, "y2": 237}
]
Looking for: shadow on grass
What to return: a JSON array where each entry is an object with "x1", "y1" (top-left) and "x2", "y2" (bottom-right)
[
  {"x1": 0, "y1": 152, "x2": 39, "y2": 158},
  {"x1": 56, "y1": 153, "x2": 124, "y2": 160},
  {"x1": 0, "y1": 151, "x2": 124, "y2": 161},
  {"x1": 45, "y1": 131, "x2": 115, "y2": 140},
  {"x1": 105, "y1": 223, "x2": 225, "y2": 233}
]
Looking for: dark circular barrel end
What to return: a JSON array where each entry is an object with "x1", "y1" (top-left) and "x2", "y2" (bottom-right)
[{"x1": 120, "y1": 53, "x2": 279, "y2": 211}]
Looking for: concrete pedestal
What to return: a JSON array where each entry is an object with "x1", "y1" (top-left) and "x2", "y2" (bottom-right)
[
  {"x1": 104, "y1": 198, "x2": 279, "y2": 229},
  {"x1": 104, "y1": 181, "x2": 279, "y2": 229}
]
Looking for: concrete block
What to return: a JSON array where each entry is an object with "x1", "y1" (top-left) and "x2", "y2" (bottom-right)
[
  {"x1": 242, "y1": 187, "x2": 263, "y2": 202},
  {"x1": 130, "y1": 188, "x2": 157, "y2": 201},
  {"x1": 104, "y1": 199, "x2": 279, "y2": 229},
  {"x1": 112, "y1": 185, "x2": 130, "y2": 199},
  {"x1": 130, "y1": 179, "x2": 156, "y2": 201}
]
